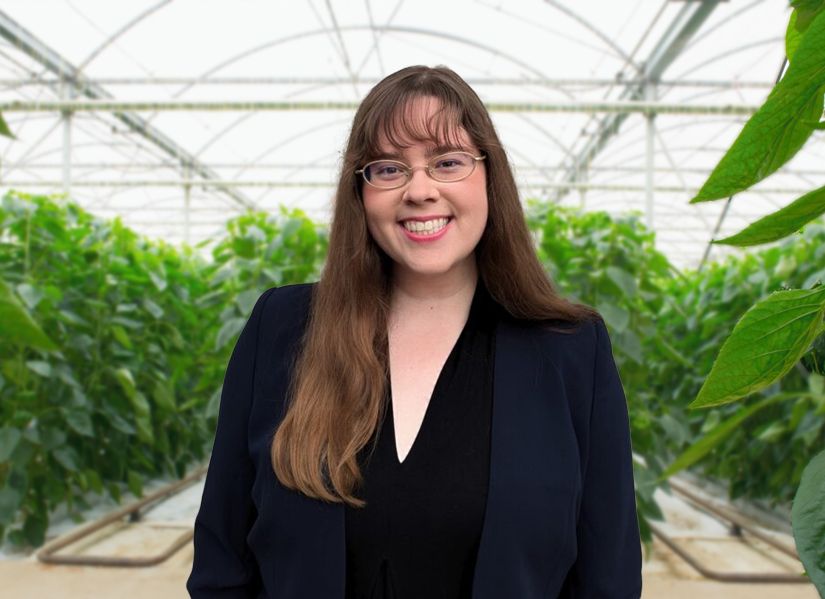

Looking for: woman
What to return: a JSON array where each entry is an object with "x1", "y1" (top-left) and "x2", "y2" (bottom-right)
[{"x1": 187, "y1": 65, "x2": 642, "y2": 598}]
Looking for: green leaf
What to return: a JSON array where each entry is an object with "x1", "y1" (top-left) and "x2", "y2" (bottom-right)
[
  {"x1": 691, "y1": 286, "x2": 825, "y2": 408},
  {"x1": 15, "y1": 283, "x2": 44, "y2": 311},
  {"x1": 0, "y1": 111, "x2": 14, "y2": 139},
  {"x1": 53, "y1": 447, "x2": 80, "y2": 471},
  {"x1": 84, "y1": 469, "x2": 104, "y2": 494},
  {"x1": 26, "y1": 360, "x2": 52, "y2": 378},
  {"x1": 0, "y1": 427, "x2": 22, "y2": 461},
  {"x1": 142, "y1": 297, "x2": 164, "y2": 319},
  {"x1": 215, "y1": 317, "x2": 246, "y2": 351},
  {"x1": 236, "y1": 289, "x2": 260, "y2": 316},
  {"x1": 62, "y1": 408, "x2": 95, "y2": 437},
  {"x1": 791, "y1": 0, "x2": 825, "y2": 31},
  {"x1": 114, "y1": 367, "x2": 137, "y2": 400},
  {"x1": 147, "y1": 269, "x2": 167, "y2": 292},
  {"x1": 110, "y1": 324, "x2": 133, "y2": 349},
  {"x1": 605, "y1": 266, "x2": 638, "y2": 298},
  {"x1": 596, "y1": 302, "x2": 630, "y2": 333},
  {"x1": 713, "y1": 185, "x2": 825, "y2": 246},
  {"x1": 0, "y1": 279, "x2": 57, "y2": 350},
  {"x1": 664, "y1": 392, "x2": 805, "y2": 478},
  {"x1": 792, "y1": 449, "x2": 825, "y2": 594},
  {"x1": 39, "y1": 427, "x2": 66, "y2": 450},
  {"x1": 127, "y1": 470, "x2": 143, "y2": 498},
  {"x1": 691, "y1": 10, "x2": 825, "y2": 202},
  {"x1": 152, "y1": 379, "x2": 176, "y2": 412},
  {"x1": 23, "y1": 513, "x2": 47, "y2": 546},
  {"x1": 0, "y1": 488, "x2": 22, "y2": 525},
  {"x1": 130, "y1": 390, "x2": 151, "y2": 417},
  {"x1": 206, "y1": 386, "x2": 222, "y2": 419},
  {"x1": 787, "y1": 10, "x2": 803, "y2": 61},
  {"x1": 810, "y1": 372, "x2": 825, "y2": 396}
]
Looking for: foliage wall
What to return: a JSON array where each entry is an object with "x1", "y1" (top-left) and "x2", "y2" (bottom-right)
[{"x1": 1, "y1": 190, "x2": 823, "y2": 552}]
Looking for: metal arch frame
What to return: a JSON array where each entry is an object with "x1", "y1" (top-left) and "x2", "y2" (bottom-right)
[
  {"x1": 163, "y1": 26, "x2": 574, "y2": 102},
  {"x1": 668, "y1": 37, "x2": 784, "y2": 82},
  {"x1": 551, "y1": 0, "x2": 723, "y2": 205},
  {"x1": 124, "y1": 19, "x2": 572, "y2": 194},
  {"x1": 542, "y1": 0, "x2": 643, "y2": 75},
  {"x1": 0, "y1": 76, "x2": 778, "y2": 89},
  {"x1": 75, "y1": 0, "x2": 175, "y2": 74},
  {"x1": 0, "y1": 8, "x2": 257, "y2": 210}
]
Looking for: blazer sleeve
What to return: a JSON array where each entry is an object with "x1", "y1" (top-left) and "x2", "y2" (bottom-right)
[
  {"x1": 186, "y1": 288, "x2": 275, "y2": 598},
  {"x1": 561, "y1": 318, "x2": 643, "y2": 598}
]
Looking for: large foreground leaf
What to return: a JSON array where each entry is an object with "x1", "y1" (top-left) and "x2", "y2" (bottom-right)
[
  {"x1": 690, "y1": 286, "x2": 825, "y2": 408},
  {"x1": 691, "y1": 10, "x2": 825, "y2": 202},
  {"x1": 714, "y1": 185, "x2": 825, "y2": 246},
  {"x1": 792, "y1": 449, "x2": 825, "y2": 594}
]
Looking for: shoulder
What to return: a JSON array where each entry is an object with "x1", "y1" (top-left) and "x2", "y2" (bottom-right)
[
  {"x1": 501, "y1": 314, "x2": 607, "y2": 377},
  {"x1": 251, "y1": 282, "x2": 318, "y2": 336},
  {"x1": 259, "y1": 282, "x2": 317, "y2": 309}
]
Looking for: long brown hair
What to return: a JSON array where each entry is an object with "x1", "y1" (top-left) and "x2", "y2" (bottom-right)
[{"x1": 271, "y1": 65, "x2": 600, "y2": 506}]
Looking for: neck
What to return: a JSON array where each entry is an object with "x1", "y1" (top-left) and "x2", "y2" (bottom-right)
[{"x1": 389, "y1": 257, "x2": 478, "y2": 315}]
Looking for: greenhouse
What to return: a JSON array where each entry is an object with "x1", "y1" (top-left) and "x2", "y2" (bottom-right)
[{"x1": 0, "y1": 1, "x2": 823, "y2": 597}]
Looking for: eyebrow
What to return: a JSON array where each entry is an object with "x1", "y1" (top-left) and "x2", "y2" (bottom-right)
[{"x1": 375, "y1": 144, "x2": 471, "y2": 161}]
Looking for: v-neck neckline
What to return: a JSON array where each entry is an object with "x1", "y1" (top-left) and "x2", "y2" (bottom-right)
[
  {"x1": 387, "y1": 328, "x2": 464, "y2": 466},
  {"x1": 387, "y1": 285, "x2": 482, "y2": 466}
]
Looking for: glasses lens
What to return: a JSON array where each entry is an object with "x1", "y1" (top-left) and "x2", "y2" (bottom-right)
[
  {"x1": 363, "y1": 161, "x2": 408, "y2": 188},
  {"x1": 430, "y1": 152, "x2": 475, "y2": 182}
]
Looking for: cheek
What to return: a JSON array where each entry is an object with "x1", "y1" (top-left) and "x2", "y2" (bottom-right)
[{"x1": 362, "y1": 197, "x2": 392, "y2": 249}]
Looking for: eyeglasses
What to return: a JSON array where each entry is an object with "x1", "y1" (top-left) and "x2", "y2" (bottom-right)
[{"x1": 355, "y1": 151, "x2": 486, "y2": 190}]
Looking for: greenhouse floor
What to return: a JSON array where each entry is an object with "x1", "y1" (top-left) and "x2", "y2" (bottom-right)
[{"x1": 0, "y1": 478, "x2": 819, "y2": 598}]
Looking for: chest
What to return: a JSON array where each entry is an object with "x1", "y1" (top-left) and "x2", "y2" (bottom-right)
[{"x1": 388, "y1": 320, "x2": 464, "y2": 461}]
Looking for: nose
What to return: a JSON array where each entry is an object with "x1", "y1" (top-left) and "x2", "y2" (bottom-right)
[{"x1": 402, "y1": 166, "x2": 438, "y2": 203}]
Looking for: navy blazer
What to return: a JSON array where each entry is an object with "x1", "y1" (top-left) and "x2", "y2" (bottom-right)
[{"x1": 187, "y1": 283, "x2": 642, "y2": 598}]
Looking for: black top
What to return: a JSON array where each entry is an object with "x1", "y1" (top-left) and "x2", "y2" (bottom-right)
[{"x1": 344, "y1": 282, "x2": 499, "y2": 599}]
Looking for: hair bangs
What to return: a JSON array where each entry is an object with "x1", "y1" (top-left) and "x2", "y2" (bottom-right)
[{"x1": 362, "y1": 93, "x2": 471, "y2": 162}]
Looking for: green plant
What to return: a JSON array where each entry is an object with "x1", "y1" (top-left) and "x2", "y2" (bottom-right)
[
  {"x1": 526, "y1": 203, "x2": 677, "y2": 544},
  {"x1": 0, "y1": 192, "x2": 325, "y2": 548},
  {"x1": 665, "y1": 3, "x2": 825, "y2": 593}
]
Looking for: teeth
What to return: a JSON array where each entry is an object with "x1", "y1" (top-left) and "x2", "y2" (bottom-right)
[{"x1": 402, "y1": 217, "x2": 449, "y2": 234}]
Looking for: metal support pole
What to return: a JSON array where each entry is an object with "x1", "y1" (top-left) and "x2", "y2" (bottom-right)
[
  {"x1": 60, "y1": 79, "x2": 72, "y2": 196},
  {"x1": 183, "y1": 164, "x2": 191, "y2": 245},
  {"x1": 645, "y1": 81, "x2": 657, "y2": 231}
]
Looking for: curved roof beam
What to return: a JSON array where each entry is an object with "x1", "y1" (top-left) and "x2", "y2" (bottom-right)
[
  {"x1": 542, "y1": 0, "x2": 642, "y2": 74},
  {"x1": 169, "y1": 26, "x2": 567, "y2": 101},
  {"x1": 229, "y1": 116, "x2": 351, "y2": 181},
  {"x1": 0, "y1": 9, "x2": 256, "y2": 209},
  {"x1": 683, "y1": 0, "x2": 766, "y2": 52},
  {"x1": 76, "y1": 0, "x2": 175, "y2": 74},
  {"x1": 151, "y1": 23, "x2": 574, "y2": 167},
  {"x1": 670, "y1": 37, "x2": 783, "y2": 81}
]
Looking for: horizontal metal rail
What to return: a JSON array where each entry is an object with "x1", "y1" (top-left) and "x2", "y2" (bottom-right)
[
  {"x1": 0, "y1": 76, "x2": 776, "y2": 89},
  {"x1": 0, "y1": 99, "x2": 761, "y2": 116},
  {"x1": 36, "y1": 465, "x2": 207, "y2": 567}
]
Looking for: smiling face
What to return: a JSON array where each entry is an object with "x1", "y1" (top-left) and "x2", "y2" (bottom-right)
[{"x1": 360, "y1": 96, "x2": 488, "y2": 286}]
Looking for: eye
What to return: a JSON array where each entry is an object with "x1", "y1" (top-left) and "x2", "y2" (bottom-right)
[
  {"x1": 367, "y1": 161, "x2": 407, "y2": 181},
  {"x1": 433, "y1": 153, "x2": 470, "y2": 171}
]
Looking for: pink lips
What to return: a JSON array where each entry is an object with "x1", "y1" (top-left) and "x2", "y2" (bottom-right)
[{"x1": 398, "y1": 218, "x2": 452, "y2": 243}]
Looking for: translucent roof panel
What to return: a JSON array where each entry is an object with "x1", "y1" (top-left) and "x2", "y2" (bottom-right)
[{"x1": 0, "y1": 0, "x2": 819, "y2": 270}]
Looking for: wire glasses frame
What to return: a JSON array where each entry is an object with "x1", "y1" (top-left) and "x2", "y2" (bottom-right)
[{"x1": 355, "y1": 151, "x2": 486, "y2": 190}]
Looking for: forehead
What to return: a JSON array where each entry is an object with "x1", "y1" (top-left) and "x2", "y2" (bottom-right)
[{"x1": 371, "y1": 95, "x2": 474, "y2": 156}]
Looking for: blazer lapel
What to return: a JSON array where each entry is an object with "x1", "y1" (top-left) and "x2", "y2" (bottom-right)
[{"x1": 471, "y1": 319, "x2": 581, "y2": 598}]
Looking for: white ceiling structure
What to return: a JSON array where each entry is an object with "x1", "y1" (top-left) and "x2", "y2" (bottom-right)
[{"x1": 0, "y1": 0, "x2": 820, "y2": 270}]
